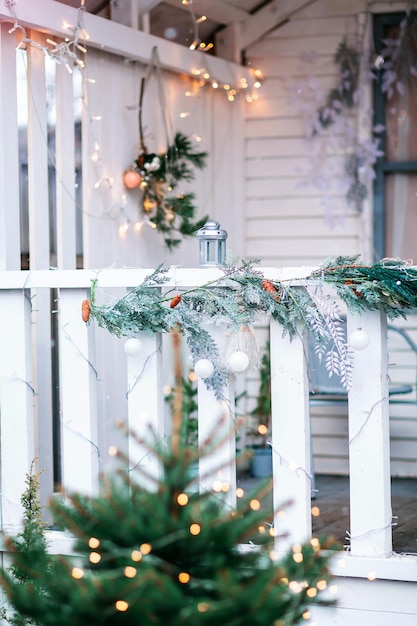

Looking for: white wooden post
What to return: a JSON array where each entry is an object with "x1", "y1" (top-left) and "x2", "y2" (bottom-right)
[
  {"x1": 126, "y1": 333, "x2": 164, "y2": 490},
  {"x1": 26, "y1": 30, "x2": 55, "y2": 508},
  {"x1": 197, "y1": 372, "x2": 237, "y2": 509},
  {"x1": 347, "y1": 310, "x2": 392, "y2": 556},
  {"x1": 0, "y1": 290, "x2": 35, "y2": 532},
  {"x1": 270, "y1": 319, "x2": 312, "y2": 551},
  {"x1": 55, "y1": 62, "x2": 77, "y2": 269},
  {"x1": 0, "y1": 25, "x2": 21, "y2": 271},
  {"x1": 27, "y1": 30, "x2": 50, "y2": 269},
  {"x1": 192, "y1": 323, "x2": 236, "y2": 508},
  {"x1": 59, "y1": 288, "x2": 99, "y2": 497}
]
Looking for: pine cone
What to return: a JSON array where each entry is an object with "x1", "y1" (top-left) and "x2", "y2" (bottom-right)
[
  {"x1": 170, "y1": 295, "x2": 182, "y2": 308},
  {"x1": 344, "y1": 280, "x2": 361, "y2": 297},
  {"x1": 261, "y1": 280, "x2": 279, "y2": 301},
  {"x1": 81, "y1": 299, "x2": 91, "y2": 322}
]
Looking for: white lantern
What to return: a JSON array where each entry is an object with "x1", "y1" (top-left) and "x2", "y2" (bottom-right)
[{"x1": 196, "y1": 221, "x2": 228, "y2": 267}]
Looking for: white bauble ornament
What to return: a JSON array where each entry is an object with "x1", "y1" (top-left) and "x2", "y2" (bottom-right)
[
  {"x1": 124, "y1": 338, "x2": 143, "y2": 356},
  {"x1": 228, "y1": 350, "x2": 250, "y2": 372},
  {"x1": 194, "y1": 358, "x2": 214, "y2": 379},
  {"x1": 349, "y1": 329, "x2": 369, "y2": 351}
]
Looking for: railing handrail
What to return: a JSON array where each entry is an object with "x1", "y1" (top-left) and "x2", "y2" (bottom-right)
[{"x1": 0, "y1": 266, "x2": 317, "y2": 289}]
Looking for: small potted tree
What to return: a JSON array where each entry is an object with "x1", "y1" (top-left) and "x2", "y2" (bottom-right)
[{"x1": 249, "y1": 341, "x2": 273, "y2": 478}]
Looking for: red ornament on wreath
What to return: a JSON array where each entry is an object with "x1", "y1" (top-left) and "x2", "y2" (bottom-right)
[{"x1": 123, "y1": 169, "x2": 141, "y2": 189}]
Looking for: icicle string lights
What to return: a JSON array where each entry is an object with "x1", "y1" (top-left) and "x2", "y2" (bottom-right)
[
  {"x1": 4, "y1": 0, "x2": 88, "y2": 71},
  {"x1": 183, "y1": 0, "x2": 263, "y2": 101},
  {"x1": 5, "y1": 0, "x2": 133, "y2": 230}
]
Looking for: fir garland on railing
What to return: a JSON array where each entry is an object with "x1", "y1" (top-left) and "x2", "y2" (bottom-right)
[{"x1": 83, "y1": 256, "x2": 417, "y2": 400}]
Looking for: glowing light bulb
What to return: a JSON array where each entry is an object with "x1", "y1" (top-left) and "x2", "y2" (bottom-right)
[
  {"x1": 118, "y1": 223, "x2": 129, "y2": 238},
  {"x1": 177, "y1": 493, "x2": 189, "y2": 506},
  {"x1": 115, "y1": 600, "x2": 129, "y2": 612}
]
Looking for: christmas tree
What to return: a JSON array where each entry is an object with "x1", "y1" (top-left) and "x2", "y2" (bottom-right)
[
  {"x1": 0, "y1": 434, "x2": 338, "y2": 626},
  {"x1": 0, "y1": 335, "x2": 338, "y2": 625}
]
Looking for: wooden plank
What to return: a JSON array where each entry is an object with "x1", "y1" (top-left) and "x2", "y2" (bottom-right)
[
  {"x1": 249, "y1": 55, "x2": 335, "y2": 78},
  {"x1": 125, "y1": 332, "x2": 164, "y2": 490},
  {"x1": 246, "y1": 136, "x2": 347, "y2": 158},
  {"x1": 246, "y1": 216, "x2": 358, "y2": 238},
  {"x1": 347, "y1": 310, "x2": 392, "y2": 556},
  {"x1": 0, "y1": 25, "x2": 21, "y2": 270},
  {"x1": 246, "y1": 197, "x2": 356, "y2": 218},
  {"x1": 240, "y1": 0, "x2": 323, "y2": 50},
  {"x1": 26, "y1": 32, "x2": 56, "y2": 508},
  {"x1": 245, "y1": 98, "x2": 300, "y2": 120},
  {"x1": 312, "y1": 436, "x2": 349, "y2": 456},
  {"x1": 0, "y1": 290, "x2": 35, "y2": 532},
  {"x1": 274, "y1": 15, "x2": 356, "y2": 38},
  {"x1": 0, "y1": 0, "x2": 252, "y2": 87},
  {"x1": 311, "y1": 416, "x2": 349, "y2": 435},
  {"x1": 270, "y1": 318, "x2": 311, "y2": 549},
  {"x1": 246, "y1": 177, "x2": 352, "y2": 197},
  {"x1": 59, "y1": 288, "x2": 99, "y2": 497},
  {"x1": 390, "y1": 460, "x2": 417, "y2": 479},
  {"x1": 299, "y1": 0, "x2": 366, "y2": 19},
  {"x1": 27, "y1": 30, "x2": 50, "y2": 268},
  {"x1": 245, "y1": 117, "x2": 306, "y2": 139},
  {"x1": 314, "y1": 456, "x2": 349, "y2": 475},
  {"x1": 55, "y1": 62, "x2": 77, "y2": 269},
  {"x1": 391, "y1": 439, "x2": 417, "y2": 459},
  {"x1": 246, "y1": 237, "x2": 360, "y2": 259},
  {"x1": 249, "y1": 34, "x2": 347, "y2": 57}
]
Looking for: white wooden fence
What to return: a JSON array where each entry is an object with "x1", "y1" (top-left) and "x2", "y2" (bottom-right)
[{"x1": 2, "y1": 266, "x2": 417, "y2": 586}]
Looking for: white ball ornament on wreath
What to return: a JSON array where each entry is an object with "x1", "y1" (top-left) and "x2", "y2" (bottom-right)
[
  {"x1": 348, "y1": 329, "x2": 369, "y2": 351},
  {"x1": 228, "y1": 350, "x2": 250, "y2": 373},
  {"x1": 124, "y1": 337, "x2": 143, "y2": 356},
  {"x1": 194, "y1": 358, "x2": 214, "y2": 379}
]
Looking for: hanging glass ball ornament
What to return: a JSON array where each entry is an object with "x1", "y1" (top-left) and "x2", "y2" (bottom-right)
[
  {"x1": 194, "y1": 358, "x2": 214, "y2": 379},
  {"x1": 124, "y1": 337, "x2": 143, "y2": 356},
  {"x1": 123, "y1": 169, "x2": 141, "y2": 189},
  {"x1": 228, "y1": 351, "x2": 250, "y2": 372},
  {"x1": 349, "y1": 328, "x2": 369, "y2": 351}
]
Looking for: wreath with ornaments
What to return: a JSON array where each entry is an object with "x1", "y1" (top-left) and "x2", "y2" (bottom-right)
[
  {"x1": 82, "y1": 255, "x2": 417, "y2": 400},
  {"x1": 123, "y1": 75, "x2": 209, "y2": 250}
]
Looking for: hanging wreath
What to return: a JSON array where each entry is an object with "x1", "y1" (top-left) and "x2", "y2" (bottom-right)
[
  {"x1": 82, "y1": 255, "x2": 417, "y2": 400},
  {"x1": 123, "y1": 58, "x2": 209, "y2": 250}
]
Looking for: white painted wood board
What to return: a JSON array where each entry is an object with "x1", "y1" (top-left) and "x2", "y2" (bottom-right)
[{"x1": 0, "y1": 25, "x2": 21, "y2": 270}]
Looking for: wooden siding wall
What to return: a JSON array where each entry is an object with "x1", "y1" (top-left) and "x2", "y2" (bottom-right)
[
  {"x1": 243, "y1": 0, "x2": 369, "y2": 267},
  {"x1": 242, "y1": 0, "x2": 417, "y2": 479}
]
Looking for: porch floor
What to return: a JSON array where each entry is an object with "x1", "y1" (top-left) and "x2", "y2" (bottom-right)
[{"x1": 237, "y1": 473, "x2": 417, "y2": 554}]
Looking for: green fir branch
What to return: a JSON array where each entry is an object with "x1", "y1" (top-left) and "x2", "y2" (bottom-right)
[
  {"x1": 87, "y1": 256, "x2": 417, "y2": 398},
  {"x1": 127, "y1": 132, "x2": 209, "y2": 251}
]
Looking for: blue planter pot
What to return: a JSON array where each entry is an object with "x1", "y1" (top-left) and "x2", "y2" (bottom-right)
[{"x1": 250, "y1": 447, "x2": 272, "y2": 478}]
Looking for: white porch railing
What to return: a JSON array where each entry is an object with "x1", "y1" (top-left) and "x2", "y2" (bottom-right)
[{"x1": 1, "y1": 266, "x2": 414, "y2": 581}]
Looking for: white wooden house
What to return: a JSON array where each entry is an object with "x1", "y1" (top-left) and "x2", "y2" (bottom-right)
[{"x1": 1, "y1": 0, "x2": 417, "y2": 624}]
